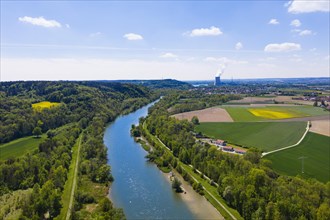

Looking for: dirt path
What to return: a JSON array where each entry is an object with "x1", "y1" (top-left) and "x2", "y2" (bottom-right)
[
  {"x1": 173, "y1": 107, "x2": 233, "y2": 122},
  {"x1": 262, "y1": 121, "x2": 310, "y2": 157},
  {"x1": 66, "y1": 134, "x2": 82, "y2": 220},
  {"x1": 267, "y1": 115, "x2": 329, "y2": 122}
]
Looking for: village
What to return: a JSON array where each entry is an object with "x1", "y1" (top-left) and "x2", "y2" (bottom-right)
[{"x1": 198, "y1": 137, "x2": 247, "y2": 155}]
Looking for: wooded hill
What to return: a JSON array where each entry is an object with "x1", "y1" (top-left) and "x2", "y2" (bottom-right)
[{"x1": 0, "y1": 81, "x2": 157, "y2": 219}]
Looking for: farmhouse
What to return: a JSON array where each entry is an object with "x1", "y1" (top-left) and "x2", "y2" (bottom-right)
[
  {"x1": 234, "y1": 149, "x2": 247, "y2": 155},
  {"x1": 214, "y1": 139, "x2": 227, "y2": 146},
  {"x1": 222, "y1": 146, "x2": 234, "y2": 152}
]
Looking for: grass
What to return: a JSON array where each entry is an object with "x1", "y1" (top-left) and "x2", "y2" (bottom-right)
[
  {"x1": 196, "y1": 122, "x2": 307, "y2": 152},
  {"x1": 224, "y1": 105, "x2": 329, "y2": 122},
  {"x1": 32, "y1": 101, "x2": 61, "y2": 111},
  {"x1": 264, "y1": 132, "x2": 330, "y2": 183},
  {"x1": 56, "y1": 134, "x2": 81, "y2": 220},
  {"x1": 0, "y1": 134, "x2": 46, "y2": 160}
]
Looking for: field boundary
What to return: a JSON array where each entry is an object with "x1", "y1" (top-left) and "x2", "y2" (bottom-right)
[{"x1": 262, "y1": 121, "x2": 310, "y2": 157}]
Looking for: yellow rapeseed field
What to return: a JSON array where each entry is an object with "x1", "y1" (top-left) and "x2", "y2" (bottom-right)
[
  {"x1": 248, "y1": 108, "x2": 298, "y2": 119},
  {"x1": 32, "y1": 101, "x2": 61, "y2": 111}
]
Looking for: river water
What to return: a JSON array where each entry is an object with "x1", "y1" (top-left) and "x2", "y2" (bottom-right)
[{"x1": 104, "y1": 101, "x2": 196, "y2": 219}]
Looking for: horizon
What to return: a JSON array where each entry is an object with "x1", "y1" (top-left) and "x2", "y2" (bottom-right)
[
  {"x1": 1, "y1": 76, "x2": 330, "y2": 83},
  {"x1": 1, "y1": 1, "x2": 329, "y2": 81}
]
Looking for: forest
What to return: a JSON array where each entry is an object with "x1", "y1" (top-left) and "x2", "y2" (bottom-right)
[
  {"x1": 0, "y1": 81, "x2": 156, "y2": 219},
  {"x1": 140, "y1": 95, "x2": 330, "y2": 220}
]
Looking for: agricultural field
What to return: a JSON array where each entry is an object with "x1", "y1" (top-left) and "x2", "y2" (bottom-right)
[
  {"x1": 195, "y1": 122, "x2": 307, "y2": 152},
  {"x1": 224, "y1": 105, "x2": 329, "y2": 122},
  {"x1": 310, "y1": 120, "x2": 330, "y2": 137},
  {"x1": 32, "y1": 101, "x2": 61, "y2": 111},
  {"x1": 172, "y1": 107, "x2": 233, "y2": 122},
  {"x1": 265, "y1": 132, "x2": 330, "y2": 183},
  {"x1": 0, "y1": 134, "x2": 46, "y2": 160}
]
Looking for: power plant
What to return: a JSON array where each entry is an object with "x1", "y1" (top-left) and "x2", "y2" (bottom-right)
[
  {"x1": 214, "y1": 64, "x2": 226, "y2": 86},
  {"x1": 214, "y1": 75, "x2": 221, "y2": 86}
]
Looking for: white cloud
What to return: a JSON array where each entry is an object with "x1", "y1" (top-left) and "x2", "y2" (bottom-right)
[
  {"x1": 287, "y1": 0, "x2": 330, "y2": 13},
  {"x1": 264, "y1": 42, "x2": 301, "y2": 52},
  {"x1": 123, "y1": 33, "x2": 143, "y2": 40},
  {"x1": 235, "y1": 42, "x2": 243, "y2": 50},
  {"x1": 65, "y1": 24, "x2": 70, "y2": 28},
  {"x1": 325, "y1": 55, "x2": 330, "y2": 60},
  {"x1": 18, "y1": 16, "x2": 62, "y2": 28},
  {"x1": 310, "y1": 48, "x2": 317, "y2": 52},
  {"x1": 204, "y1": 56, "x2": 248, "y2": 64},
  {"x1": 299, "y1": 29, "x2": 313, "y2": 36},
  {"x1": 160, "y1": 53, "x2": 178, "y2": 58},
  {"x1": 291, "y1": 28, "x2": 301, "y2": 33},
  {"x1": 268, "y1": 19, "x2": 279, "y2": 25},
  {"x1": 188, "y1": 26, "x2": 222, "y2": 37},
  {"x1": 89, "y1": 32, "x2": 102, "y2": 37},
  {"x1": 290, "y1": 19, "x2": 301, "y2": 27}
]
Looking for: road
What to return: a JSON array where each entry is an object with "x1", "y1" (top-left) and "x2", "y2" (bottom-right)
[{"x1": 262, "y1": 121, "x2": 310, "y2": 157}]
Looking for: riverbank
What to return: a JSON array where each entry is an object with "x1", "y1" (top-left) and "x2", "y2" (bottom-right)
[{"x1": 162, "y1": 169, "x2": 224, "y2": 220}]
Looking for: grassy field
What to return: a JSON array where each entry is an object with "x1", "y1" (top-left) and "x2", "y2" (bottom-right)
[
  {"x1": 224, "y1": 106, "x2": 328, "y2": 122},
  {"x1": 264, "y1": 132, "x2": 330, "y2": 183},
  {"x1": 0, "y1": 134, "x2": 46, "y2": 160},
  {"x1": 32, "y1": 101, "x2": 61, "y2": 111},
  {"x1": 196, "y1": 122, "x2": 307, "y2": 152}
]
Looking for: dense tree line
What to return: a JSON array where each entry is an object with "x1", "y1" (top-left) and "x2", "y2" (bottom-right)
[
  {"x1": 0, "y1": 81, "x2": 154, "y2": 143},
  {"x1": 144, "y1": 96, "x2": 330, "y2": 220},
  {"x1": 162, "y1": 91, "x2": 241, "y2": 114},
  {"x1": 0, "y1": 81, "x2": 156, "y2": 219},
  {"x1": 0, "y1": 123, "x2": 81, "y2": 219}
]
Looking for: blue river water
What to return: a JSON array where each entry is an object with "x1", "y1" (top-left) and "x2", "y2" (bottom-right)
[{"x1": 104, "y1": 101, "x2": 196, "y2": 219}]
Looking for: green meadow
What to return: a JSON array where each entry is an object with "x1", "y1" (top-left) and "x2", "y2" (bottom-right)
[
  {"x1": 195, "y1": 122, "x2": 306, "y2": 152},
  {"x1": 265, "y1": 132, "x2": 330, "y2": 183},
  {"x1": 0, "y1": 135, "x2": 46, "y2": 160}
]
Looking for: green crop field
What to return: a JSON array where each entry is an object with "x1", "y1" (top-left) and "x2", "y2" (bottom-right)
[
  {"x1": 224, "y1": 106, "x2": 329, "y2": 122},
  {"x1": 0, "y1": 135, "x2": 46, "y2": 160},
  {"x1": 265, "y1": 132, "x2": 330, "y2": 183},
  {"x1": 223, "y1": 107, "x2": 262, "y2": 121},
  {"x1": 195, "y1": 122, "x2": 306, "y2": 152}
]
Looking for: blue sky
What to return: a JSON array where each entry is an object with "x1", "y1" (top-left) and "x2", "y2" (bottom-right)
[{"x1": 1, "y1": 0, "x2": 329, "y2": 81}]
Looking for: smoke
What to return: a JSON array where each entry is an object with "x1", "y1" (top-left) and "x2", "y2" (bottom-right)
[{"x1": 215, "y1": 64, "x2": 226, "y2": 77}]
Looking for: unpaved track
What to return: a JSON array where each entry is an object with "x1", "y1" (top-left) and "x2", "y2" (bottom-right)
[{"x1": 66, "y1": 134, "x2": 82, "y2": 220}]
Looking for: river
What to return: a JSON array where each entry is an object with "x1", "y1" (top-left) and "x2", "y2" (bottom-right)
[{"x1": 103, "y1": 101, "x2": 197, "y2": 219}]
